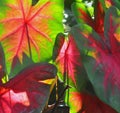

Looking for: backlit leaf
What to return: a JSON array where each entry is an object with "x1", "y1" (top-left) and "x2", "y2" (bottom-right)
[
  {"x1": 0, "y1": 0, "x2": 64, "y2": 73},
  {"x1": 70, "y1": 92, "x2": 117, "y2": 113},
  {"x1": 53, "y1": 33, "x2": 82, "y2": 84},
  {"x1": 0, "y1": 63, "x2": 57, "y2": 113},
  {"x1": 70, "y1": 6, "x2": 120, "y2": 112}
]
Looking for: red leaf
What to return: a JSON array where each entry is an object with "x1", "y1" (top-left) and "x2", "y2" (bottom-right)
[
  {"x1": 71, "y1": 6, "x2": 120, "y2": 90},
  {"x1": 70, "y1": 7, "x2": 120, "y2": 111},
  {"x1": 96, "y1": 6, "x2": 120, "y2": 89},
  {"x1": 0, "y1": 63, "x2": 57, "y2": 113},
  {"x1": 70, "y1": 92, "x2": 117, "y2": 113},
  {"x1": 54, "y1": 34, "x2": 81, "y2": 84}
]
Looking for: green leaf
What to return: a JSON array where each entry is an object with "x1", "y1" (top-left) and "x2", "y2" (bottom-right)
[
  {"x1": 72, "y1": 1, "x2": 104, "y2": 35},
  {"x1": 70, "y1": 11, "x2": 120, "y2": 111},
  {"x1": 0, "y1": 0, "x2": 64, "y2": 73},
  {"x1": 72, "y1": 2, "x2": 93, "y2": 25},
  {"x1": 99, "y1": 0, "x2": 107, "y2": 11}
]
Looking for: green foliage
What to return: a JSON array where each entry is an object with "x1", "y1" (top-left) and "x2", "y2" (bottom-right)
[
  {"x1": 0, "y1": 0, "x2": 64, "y2": 74},
  {"x1": 70, "y1": 6, "x2": 120, "y2": 112},
  {"x1": 1, "y1": 0, "x2": 120, "y2": 113}
]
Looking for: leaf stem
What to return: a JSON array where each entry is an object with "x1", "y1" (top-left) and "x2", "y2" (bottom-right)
[
  {"x1": 63, "y1": 40, "x2": 70, "y2": 106},
  {"x1": 51, "y1": 85, "x2": 70, "y2": 113},
  {"x1": 25, "y1": 24, "x2": 32, "y2": 59}
]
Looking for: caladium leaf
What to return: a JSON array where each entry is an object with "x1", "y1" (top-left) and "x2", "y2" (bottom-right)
[
  {"x1": 72, "y1": 1, "x2": 104, "y2": 35},
  {"x1": 103, "y1": 6, "x2": 120, "y2": 89},
  {"x1": 0, "y1": 63, "x2": 57, "y2": 113},
  {"x1": 70, "y1": 6, "x2": 120, "y2": 112},
  {"x1": 0, "y1": 0, "x2": 64, "y2": 72},
  {"x1": 53, "y1": 33, "x2": 87, "y2": 86},
  {"x1": 70, "y1": 92, "x2": 117, "y2": 113}
]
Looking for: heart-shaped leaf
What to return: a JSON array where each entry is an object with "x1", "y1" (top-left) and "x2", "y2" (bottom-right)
[
  {"x1": 70, "y1": 6, "x2": 120, "y2": 112},
  {"x1": 53, "y1": 33, "x2": 84, "y2": 85},
  {"x1": 0, "y1": 63, "x2": 57, "y2": 113},
  {"x1": 0, "y1": 0, "x2": 64, "y2": 73},
  {"x1": 54, "y1": 35, "x2": 81, "y2": 83}
]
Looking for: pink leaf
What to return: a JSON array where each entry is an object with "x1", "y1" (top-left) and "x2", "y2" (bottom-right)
[
  {"x1": 0, "y1": 63, "x2": 57, "y2": 113},
  {"x1": 54, "y1": 34, "x2": 81, "y2": 84}
]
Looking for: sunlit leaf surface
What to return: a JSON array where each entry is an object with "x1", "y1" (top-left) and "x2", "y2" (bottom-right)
[
  {"x1": 0, "y1": 0, "x2": 64, "y2": 72},
  {"x1": 0, "y1": 63, "x2": 57, "y2": 113},
  {"x1": 53, "y1": 33, "x2": 81, "y2": 84},
  {"x1": 70, "y1": 92, "x2": 117, "y2": 113}
]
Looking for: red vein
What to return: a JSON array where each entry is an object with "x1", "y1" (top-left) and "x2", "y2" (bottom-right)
[
  {"x1": 7, "y1": 47, "x2": 17, "y2": 53},
  {"x1": 0, "y1": 18, "x2": 22, "y2": 23},
  {"x1": 68, "y1": 53, "x2": 80, "y2": 56},
  {"x1": 0, "y1": 25, "x2": 23, "y2": 42},
  {"x1": 28, "y1": 1, "x2": 51, "y2": 22},
  {"x1": 25, "y1": 24, "x2": 32, "y2": 58},
  {"x1": 68, "y1": 60, "x2": 74, "y2": 76},
  {"x1": 30, "y1": 35, "x2": 49, "y2": 52},
  {"x1": 29, "y1": 37, "x2": 40, "y2": 58},
  {"x1": 7, "y1": 4, "x2": 18, "y2": 10},
  {"x1": 69, "y1": 58, "x2": 81, "y2": 66},
  {"x1": 79, "y1": 8, "x2": 94, "y2": 27},
  {"x1": 28, "y1": 23, "x2": 52, "y2": 42},
  {"x1": 15, "y1": 26, "x2": 25, "y2": 56},
  {"x1": 37, "y1": 15, "x2": 53, "y2": 20},
  {"x1": 19, "y1": 0, "x2": 25, "y2": 20},
  {"x1": 26, "y1": 3, "x2": 32, "y2": 19},
  {"x1": 5, "y1": 65, "x2": 54, "y2": 87}
]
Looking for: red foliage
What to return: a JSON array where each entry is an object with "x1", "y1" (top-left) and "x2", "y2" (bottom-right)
[
  {"x1": 54, "y1": 34, "x2": 81, "y2": 84},
  {"x1": 70, "y1": 92, "x2": 117, "y2": 113},
  {"x1": 0, "y1": 63, "x2": 56, "y2": 113}
]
